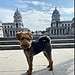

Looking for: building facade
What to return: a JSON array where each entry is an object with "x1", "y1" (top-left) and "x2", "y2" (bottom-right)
[
  {"x1": 2, "y1": 8, "x2": 29, "y2": 38},
  {"x1": 0, "y1": 21, "x2": 3, "y2": 37},
  {"x1": 46, "y1": 7, "x2": 74, "y2": 36}
]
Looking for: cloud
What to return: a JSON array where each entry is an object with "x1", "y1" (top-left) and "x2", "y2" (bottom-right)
[
  {"x1": 0, "y1": 8, "x2": 14, "y2": 22},
  {"x1": 58, "y1": 7, "x2": 74, "y2": 20},
  {"x1": 17, "y1": 0, "x2": 52, "y2": 12},
  {"x1": 0, "y1": 8, "x2": 51, "y2": 31},
  {"x1": 60, "y1": 7, "x2": 74, "y2": 15},
  {"x1": 0, "y1": 6, "x2": 74, "y2": 31},
  {"x1": 22, "y1": 10, "x2": 51, "y2": 31}
]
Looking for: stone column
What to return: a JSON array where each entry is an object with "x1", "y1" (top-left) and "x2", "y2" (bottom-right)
[
  {"x1": 63, "y1": 29, "x2": 64, "y2": 35},
  {"x1": 53, "y1": 29, "x2": 54, "y2": 34},
  {"x1": 56, "y1": 29, "x2": 57, "y2": 35},
  {"x1": 59, "y1": 29, "x2": 60, "y2": 35}
]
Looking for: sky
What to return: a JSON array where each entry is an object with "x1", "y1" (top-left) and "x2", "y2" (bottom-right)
[{"x1": 0, "y1": 0, "x2": 74, "y2": 31}]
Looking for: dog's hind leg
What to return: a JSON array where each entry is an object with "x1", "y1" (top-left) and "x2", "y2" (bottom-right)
[{"x1": 43, "y1": 51, "x2": 53, "y2": 71}]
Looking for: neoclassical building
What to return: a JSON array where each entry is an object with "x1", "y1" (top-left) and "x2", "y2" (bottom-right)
[
  {"x1": 46, "y1": 7, "x2": 74, "y2": 35},
  {"x1": 2, "y1": 8, "x2": 29, "y2": 38}
]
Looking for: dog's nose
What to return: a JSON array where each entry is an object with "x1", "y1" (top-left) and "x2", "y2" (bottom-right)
[{"x1": 21, "y1": 44, "x2": 30, "y2": 49}]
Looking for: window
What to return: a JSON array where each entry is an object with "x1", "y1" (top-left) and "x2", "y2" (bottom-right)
[
  {"x1": 13, "y1": 31, "x2": 15, "y2": 36},
  {"x1": 54, "y1": 29, "x2": 56, "y2": 35},
  {"x1": 5, "y1": 29, "x2": 7, "y2": 33},
  {"x1": 51, "y1": 30, "x2": 53, "y2": 34},
  {"x1": 16, "y1": 23, "x2": 18, "y2": 28},
  {"x1": 5, "y1": 26, "x2": 6, "y2": 28},
  {"x1": 56, "y1": 21, "x2": 58, "y2": 27},
  {"x1": 11, "y1": 26, "x2": 12, "y2": 28},
  {"x1": 65, "y1": 24, "x2": 67, "y2": 27},
  {"x1": 8, "y1": 26, "x2": 9, "y2": 28},
  {"x1": 68, "y1": 24, "x2": 70, "y2": 26},
  {"x1": 51, "y1": 23, "x2": 53, "y2": 27},
  {"x1": 10, "y1": 31, "x2": 12, "y2": 36}
]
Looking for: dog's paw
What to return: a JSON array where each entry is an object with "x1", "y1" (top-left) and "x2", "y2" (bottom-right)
[
  {"x1": 26, "y1": 70, "x2": 32, "y2": 75},
  {"x1": 48, "y1": 67, "x2": 53, "y2": 71},
  {"x1": 47, "y1": 65, "x2": 50, "y2": 68}
]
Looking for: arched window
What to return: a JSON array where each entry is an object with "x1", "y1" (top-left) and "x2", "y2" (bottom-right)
[
  {"x1": 68, "y1": 24, "x2": 70, "y2": 26},
  {"x1": 65, "y1": 24, "x2": 67, "y2": 27}
]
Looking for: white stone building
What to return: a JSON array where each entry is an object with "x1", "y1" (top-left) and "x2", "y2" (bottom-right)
[
  {"x1": 2, "y1": 8, "x2": 29, "y2": 38},
  {"x1": 0, "y1": 21, "x2": 3, "y2": 37},
  {"x1": 46, "y1": 7, "x2": 74, "y2": 35}
]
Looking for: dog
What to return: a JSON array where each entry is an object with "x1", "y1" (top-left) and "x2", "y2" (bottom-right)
[{"x1": 16, "y1": 31, "x2": 53, "y2": 75}]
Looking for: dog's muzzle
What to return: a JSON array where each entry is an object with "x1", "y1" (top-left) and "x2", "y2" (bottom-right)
[{"x1": 21, "y1": 41, "x2": 32, "y2": 49}]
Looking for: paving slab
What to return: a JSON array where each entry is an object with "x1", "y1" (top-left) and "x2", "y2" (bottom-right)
[{"x1": 0, "y1": 48, "x2": 74, "y2": 75}]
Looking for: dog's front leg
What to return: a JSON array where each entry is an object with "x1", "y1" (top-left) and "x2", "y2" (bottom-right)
[
  {"x1": 27, "y1": 54, "x2": 33, "y2": 75},
  {"x1": 24, "y1": 50, "x2": 33, "y2": 75}
]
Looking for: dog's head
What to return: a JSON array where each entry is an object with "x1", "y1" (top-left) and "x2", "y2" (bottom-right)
[{"x1": 16, "y1": 31, "x2": 32, "y2": 49}]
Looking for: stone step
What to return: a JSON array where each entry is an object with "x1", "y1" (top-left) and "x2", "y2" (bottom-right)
[
  {"x1": 33, "y1": 35, "x2": 74, "y2": 39},
  {"x1": 0, "y1": 38, "x2": 16, "y2": 41},
  {"x1": 0, "y1": 39, "x2": 74, "y2": 45},
  {"x1": 51, "y1": 39, "x2": 74, "y2": 43},
  {"x1": 0, "y1": 36, "x2": 74, "y2": 50},
  {"x1": 0, "y1": 43, "x2": 74, "y2": 50},
  {"x1": 0, "y1": 41, "x2": 19, "y2": 45},
  {"x1": 0, "y1": 35, "x2": 74, "y2": 41}
]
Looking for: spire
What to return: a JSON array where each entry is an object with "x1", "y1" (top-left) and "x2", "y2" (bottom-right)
[
  {"x1": 16, "y1": 8, "x2": 18, "y2": 12},
  {"x1": 55, "y1": 6, "x2": 57, "y2": 10}
]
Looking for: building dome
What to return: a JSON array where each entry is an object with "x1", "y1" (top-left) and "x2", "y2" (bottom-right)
[
  {"x1": 14, "y1": 8, "x2": 21, "y2": 17},
  {"x1": 53, "y1": 8, "x2": 60, "y2": 15},
  {"x1": 13, "y1": 8, "x2": 23, "y2": 28},
  {"x1": 13, "y1": 8, "x2": 22, "y2": 22},
  {"x1": 51, "y1": 7, "x2": 60, "y2": 23}
]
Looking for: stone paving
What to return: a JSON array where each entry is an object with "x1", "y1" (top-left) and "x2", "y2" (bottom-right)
[{"x1": 0, "y1": 48, "x2": 74, "y2": 75}]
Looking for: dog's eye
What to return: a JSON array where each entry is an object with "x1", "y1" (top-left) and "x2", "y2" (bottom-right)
[
  {"x1": 26, "y1": 38, "x2": 30, "y2": 40},
  {"x1": 21, "y1": 37, "x2": 24, "y2": 40}
]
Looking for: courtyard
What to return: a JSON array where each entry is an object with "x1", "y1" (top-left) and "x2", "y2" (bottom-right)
[{"x1": 0, "y1": 48, "x2": 74, "y2": 75}]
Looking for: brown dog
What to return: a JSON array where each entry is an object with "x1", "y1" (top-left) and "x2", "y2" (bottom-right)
[{"x1": 16, "y1": 31, "x2": 53, "y2": 75}]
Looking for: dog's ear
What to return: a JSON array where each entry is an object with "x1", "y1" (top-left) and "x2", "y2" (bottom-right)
[
  {"x1": 27, "y1": 32, "x2": 33, "y2": 40},
  {"x1": 16, "y1": 32, "x2": 22, "y2": 40}
]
